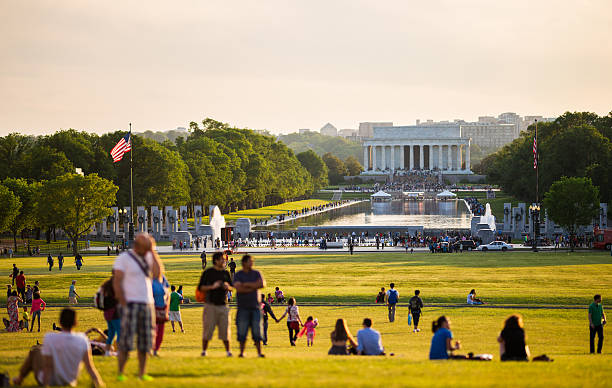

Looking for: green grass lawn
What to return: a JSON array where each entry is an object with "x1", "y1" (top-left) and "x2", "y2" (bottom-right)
[
  {"x1": 1, "y1": 251, "x2": 611, "y2": 387},
  {"x1": 214, "y1": 199, "x2": 331, "y2": 223}
]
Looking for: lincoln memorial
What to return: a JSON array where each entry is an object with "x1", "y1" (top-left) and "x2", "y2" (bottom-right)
[{"x1": 362, "y1": 125, "x2": 472, "y2": 174}]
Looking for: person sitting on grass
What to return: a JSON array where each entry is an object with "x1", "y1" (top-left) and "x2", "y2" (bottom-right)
[
  {"x1": 356, "y1": 318, "x2": 385, "y2": 356},
  {"x1": 497, "y1": 314, "x2": 530, "y2": 361},
  {"x1": 13, "y1": 308, "x2": 104, "y2": 387},
  {"x1": 375, "y1": 287, "x2": 386, "y2": 304},
  {"x1": 275, "y1": 287, "x2": 285, "y2": 304},
  {"x1": 329, "y1": 318, "x2": 358, "y2": 355},
  {"x1": 467, "y1": 289, "x2": 485, "y2": 305},
  {"x1": 429, "y1": 316, "x2": 462, "y2": 360}
]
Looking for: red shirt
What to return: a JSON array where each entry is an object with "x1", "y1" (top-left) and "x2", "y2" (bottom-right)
[{"x1": 16, "y1": 274, "x2": 26, "y2": 289}]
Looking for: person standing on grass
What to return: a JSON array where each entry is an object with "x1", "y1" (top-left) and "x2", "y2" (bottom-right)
[
  {"x1": 47, "y1": 254, "x2": 54, "y2": 271},
  {"x1": 228, "y1": 257, "x2": 237, "y2": 281},
  {"x1": 198, "y1": 251, "x2": 233, "y2": 357},
  {"x1": 16, "y1": 270, "x2": 26, "y2": 301},
  {"x1": 12, "y1": 308, "x2": 105, "y2": 388},
  {"x1": 101, "y1": 275, "x2": 120, "y2": 356},
  {"x1": 58, "y1": 253, "x2": 64, "y2": 271},
  {"x1": 113, "y1": 233, "x2": 163, "y2": 382},
  {"x1": 75, "y1": 253, "x2": 84, "y2": 270},
  {"x1": 11, "y1": 263, "x2": 19, "y2": 286},
  {"x1": 385, "y1": 283, "x2": 399, "y2": 322},
  {"x1": 200, "y1": 251, "x2": 207, "y2": 270},
  {"x1": 260, "y1": 294, "x2": 278, "y2": 346},
  {"x1": 589, "y1": 294, "x2": 606, "y2": 354},
  {"x1": 409, "y1": 290, "x2": 424, "y2": 333},
  {"x1": 30, "y1": 291, "x2": 46, "y2": 332},
  {"x1": 169, "y1": 285, "x2": 185, "y2": 333},
  {"x1": 278, "y1": 297, "x2": 303, "y2": 346},
  {"x1": 356, "y1": 318, "x2": 384, "y2": 356},
  {"x1": 151, "y1": 274, "x2": 170, "y2": 356},
  {"x1": 69, "y1": 280, "x2": 80, "y2": 304},
  {"x1": 233, "y1": 254, "x2": 266, "y2": 357}
]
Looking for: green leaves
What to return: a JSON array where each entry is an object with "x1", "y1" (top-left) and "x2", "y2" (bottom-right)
[
  {"x1": 0, "y1": 184, "x2": 21, "y2": 232},
  {"x1": 543, "y1": 177, "x2": 600, "y2": 233}
]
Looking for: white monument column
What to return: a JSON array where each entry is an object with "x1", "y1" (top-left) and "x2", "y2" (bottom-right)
[
  {"x1": 437, "y1": 145, "x2": 442, "y2": 169},
  {"x1": 447, "y1": 144, "x2": 452, "y2": 170},
  {"x1": 456, "y1": 144, "x2": 462, "y2": 171},
  {"x1": 399, "y1": 145, "x2": 405, "y2": 169},
  {"x1": 390, "y1": 145, "x2": 395, "y2": 171},
  {"x1": 409, "y1": 144, "x2": 414, "y2": 170},
  {"x1": 372, "y1": 145, "x2": 377, "y2": 170},
  {"x1": 465, "y1": 141, "x2": 471, "y2": 171},
  {"x1": 363, "y1": 146, "x2": 369, "y2": 171},
  {"x1": 428, "y1": 144, "x2": 434, "y2": 170},
  {"x1": 381, "y1": 145, "x2": 386, "y2": 170},
  {"x1": 419, "y1": 144, "x2": 424, "y2": 169}
]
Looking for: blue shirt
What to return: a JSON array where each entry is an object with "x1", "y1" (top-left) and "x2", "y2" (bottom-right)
[
  {"x1": 429, "y1": 328, "x2": 453, "y2": 359},
  {"x1": 152, "y1": 276, "x2": 169, "y2": 308},
  {"x1": 356, "y1": 327, "x2": 384, "y2": 355}
]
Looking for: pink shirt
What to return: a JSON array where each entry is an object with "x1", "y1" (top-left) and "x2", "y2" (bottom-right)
[
  {"x1": 304, "y1": 320, "x2": 318, "y2": 334},
  {"x1": 31, "y1": 298, "x2": 46, "y2": 313}
]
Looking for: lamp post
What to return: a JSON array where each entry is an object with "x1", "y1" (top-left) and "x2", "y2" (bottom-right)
[{"x1": 529, "y1": 204, "x2": 540, "y2": 252}]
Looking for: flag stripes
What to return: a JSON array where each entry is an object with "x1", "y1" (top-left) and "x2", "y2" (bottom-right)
[{"x1": 110, "y1": 132, "x2": 131, "y2": 162}]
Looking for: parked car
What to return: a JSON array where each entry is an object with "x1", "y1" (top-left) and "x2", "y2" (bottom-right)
[
  {"x1": 477, "y1": 241, "x2": 513, "y2": 251},
  {"x1": 453, "y1": 240, "x2": 478, "y2": 251}
]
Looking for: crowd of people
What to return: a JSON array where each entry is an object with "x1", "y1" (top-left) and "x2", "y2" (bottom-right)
[{"x1": 2, "y1": 233, "x2": 608, "y2": 386}]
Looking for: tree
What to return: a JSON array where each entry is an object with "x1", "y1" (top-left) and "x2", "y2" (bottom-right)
[
  {"x1": 344, "y1": 155, "x2": 363, "y2": 176},
  {"x1": 322, "y1": 153, "x2": 348, "y2": 185},
  {"x1": 2, "y1": 178, "x2": 38, "y2": 251},
  {"x1": 297, "y1": 150, "x2": 329, "y2": 192},
  {"x1": 0, "y1": 184, "x2": 21, "y2": 235},
  {"x1": 0, "y1": 134, "x2": 34, "y2": 180},
  {"x1": 37, "y1": 173, "x2": 118, "y2": 255},
  {"x1": 543, "y1": 177, "x2": 599, "y2": 251}
]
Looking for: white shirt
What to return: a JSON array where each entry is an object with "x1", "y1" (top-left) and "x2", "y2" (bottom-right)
[
  {"x1": 39, "y1": 332, "x2": 89, "y2": 387},
  {"x1": 113, "y1": 250, "x2": 154, "y2": 304},
  {"x1": 467, "y1": 293, "x2": 474, "y2": 304},
  {"x1": 386, "y1": 289, "x2": 399, "y2": 298}
]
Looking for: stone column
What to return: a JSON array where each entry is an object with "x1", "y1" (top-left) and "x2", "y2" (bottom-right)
[
  {"x1": 372, "y1": 145, "x2": 377, "y2": 170},
  {"x1": 381, "y1": 145, "x2": 386, "y2": 170},
  {"x1": 399, "y1": 145, "x2": 405, "y2": 169},
  {"x1": 456, "y1": 144, "x2": 462, "y2": 171},
  {"x1": 465, "y1": 141, "x2": 471, "y2": 171},
  {"x1": 390, "y1": 145, "x2": 395, "y2": 171},
  {"x1": 428, "y1": 144, "x2": 434, "y2": 170},
  {"x1": 438, "y1": 144, "x2": 442, "y2": 170},
  {"x1": 363, "y1": 146, "x2": 369, "y2": 171},
  {"x1": 409, "y1": 144, "x2": 414, "y2": 170},
  {"x1": 447, "y1": 144, "x2": 452, "y2": 170},
  {"x1": 418, "y1": 145, "x2": 423, "y2": 169}
]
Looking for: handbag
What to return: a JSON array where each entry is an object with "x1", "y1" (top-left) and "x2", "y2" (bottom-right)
[
  {"x1": 155, "y1": 306, "x2": 168, "y2": 323},
  {"x1": 408, "y1": 314, "x2": 412, "y2": 326},
  {"x1": 195, "y1": 287, "x2": 206, "y2": 303}
]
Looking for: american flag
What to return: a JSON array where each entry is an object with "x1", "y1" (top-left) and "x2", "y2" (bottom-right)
[
  {"x1": 532, "y1": 135, "x2": 537, "y2": 169},
  {"x1": 110, "y1": 132, "x2": 131, "y2": 163}
]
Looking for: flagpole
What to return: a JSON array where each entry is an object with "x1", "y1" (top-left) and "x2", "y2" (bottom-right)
[
  {"x1": 129, "y1": 123, "x2": 135, "y2": 243},
  {"x1": 535, "y1": 119, "x2": 538, "y2": 204}
]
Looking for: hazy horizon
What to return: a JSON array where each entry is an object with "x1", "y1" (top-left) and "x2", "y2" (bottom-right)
[{"x1": 1, "y1": 0, "x2": 611, "y2": 136}]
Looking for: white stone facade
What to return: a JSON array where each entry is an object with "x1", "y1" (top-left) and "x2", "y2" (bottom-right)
[{"x1": 362, "y1": 125, "x2": 471, "y2": 174}]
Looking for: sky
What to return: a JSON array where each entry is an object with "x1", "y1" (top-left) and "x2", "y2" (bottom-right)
[{"x1": 1, "y1": 0, "x2": 611, "y2": 136}]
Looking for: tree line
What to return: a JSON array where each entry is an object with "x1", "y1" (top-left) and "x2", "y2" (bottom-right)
[{"x1": 0, "y1": 118, "x2": 344, "y2": 248}]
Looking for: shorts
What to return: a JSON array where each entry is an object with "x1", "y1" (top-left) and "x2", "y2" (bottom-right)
[
  {"x1": 236, "y1": 308, "x2": 262, "y2": 343},
  {"x1": 118, "y1": 303, "x2": 154, "y2": 353},
  {"x1": 168, "y1": 311, "x2": 182, "y2": 322},
  {"x1": 202, "y1": 303, "x2": 230, "y2": 341},
  {"x1": 69, "y1": 297, "x2": 78, "y2": 304}
]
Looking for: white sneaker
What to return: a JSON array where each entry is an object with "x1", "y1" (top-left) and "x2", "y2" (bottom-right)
[
  {"x1": 226, "y1": 351, "x2": 233, "y2": 357},
  {"x1": 413, "y1": 329, "x2": 417, "y2": 333},
  {"x1": 416, "y1": 328, "x2": 421, "y2": 332}
]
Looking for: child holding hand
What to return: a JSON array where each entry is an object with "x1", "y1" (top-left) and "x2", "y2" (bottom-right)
[{"x1": 302, "y1": 316, "x2": 318, "y2": 347}]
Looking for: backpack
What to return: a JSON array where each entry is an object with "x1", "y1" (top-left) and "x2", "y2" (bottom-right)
[
  {"x1": 410, "y1": 297, "x2": 420, "y2": 312},
  {"x1": 388, "y1": 289, "x2": 398, "y2": 304},
  {"x1": 93, "y1": 286, "x2": 105, "y2": 310}
]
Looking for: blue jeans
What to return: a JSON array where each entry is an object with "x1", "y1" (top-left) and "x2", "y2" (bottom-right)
[
  {"x1": 106, "y1": 318, "x2": 121, "y2": 345},
  {"x1": 236, "y1": 308, "x2": 262, "y2": 343}
]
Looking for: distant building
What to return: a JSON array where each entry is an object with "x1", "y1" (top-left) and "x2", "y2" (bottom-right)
[
  {"x1": 358, "y1": 122, "x2": 393, "y2": 138},
  {"x1": 298, "y1": 128, "x2": 312, "y2": 135},
  {"x1": 460, "y1": 123, "x2": 517, "y2": 149},
  {"x1": 320, "y1": 123, "x2": 338, "y2": 137},
  {"x1": 338, "y1": 128, "x2": 357, "y2": 138}
]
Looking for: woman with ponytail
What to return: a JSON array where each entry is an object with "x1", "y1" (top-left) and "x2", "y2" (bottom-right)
[{"x1": 429, "y1": 316, "x2": 461, "y2": 360}]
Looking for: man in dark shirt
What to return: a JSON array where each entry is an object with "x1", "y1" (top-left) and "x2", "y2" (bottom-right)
[
  {"x1": 228, "y1": 258, "x2": 237, "y2": 281},
  {"x1": 11, "y1": 264, "x2": 19, "y2": 286},
  {"x1": 58, "y1": 253, "x2": 64, "y2": 271},
  {"x1": 260, "y1": 294, "x2": 278, "y2": 346},
  {"x1": 233, "y1": 254, "x2": 266, "y2": 357},
  {"x1": 198, "y1": 252, "x2": 233, "y2": 357},
  {"x1": 408, "y1": 290, "x2": 424, "y2": 333},
  {"x1": 200, "y1": 251, "x2": 207, "y2": 270}
]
